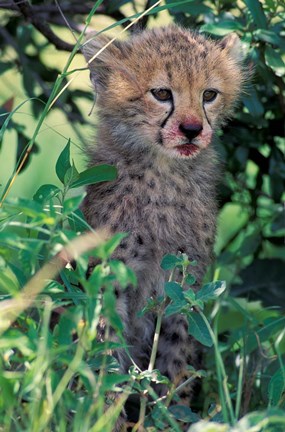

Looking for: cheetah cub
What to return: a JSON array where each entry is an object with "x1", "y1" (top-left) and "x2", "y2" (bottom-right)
[{"x1": 82, "y1": 25, "x2": 245, "y2": 422}]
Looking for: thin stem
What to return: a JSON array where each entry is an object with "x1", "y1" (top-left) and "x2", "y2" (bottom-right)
[
  {"x1": 235, "y1": 354, "x2": 244, "y2": 418},
  {"x1": 148, "y1": 307, "x2": 164, "y2": 373},
  {"x1": 199, "y1": 310, "x2": 236, "y2": 425}
]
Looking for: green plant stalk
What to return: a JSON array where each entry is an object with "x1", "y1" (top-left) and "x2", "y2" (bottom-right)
[
  {"x1": 37, "y1": 329, "x2": 86, "y2": 431},
  {"x1": 235, "y1": 354, "x2": 244, "y2": 419},
  {"x1": 274, "y1": 327, "x2": 285, "y2": 407},
  {"x1": 135, "y1": 269, "x2": 176, "y2": 430},
  {"x1": 148, "y1": 307, "x2": 164, "y2": 373},
  {"x1": 133, "y1": 305, "x2": 165, "y2": 431},
  {"x1": 199, "y1": 310, "x2": 235, "y2": 425},
  {"x1": 90, "y1": 392, "x2": 130, "y2": 432},
  {"x1": 30, "y1": 299, "x2": 53, "y2": 432}
]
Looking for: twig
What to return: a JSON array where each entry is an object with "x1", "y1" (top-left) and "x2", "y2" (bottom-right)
[{"x1": 13, "y1": 0, "x2": 74, "y2": 51}]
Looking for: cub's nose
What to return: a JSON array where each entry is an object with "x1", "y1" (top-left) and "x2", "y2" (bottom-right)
[{"x1": 179, "y1": 123, "x2": 203, "y2": 141}]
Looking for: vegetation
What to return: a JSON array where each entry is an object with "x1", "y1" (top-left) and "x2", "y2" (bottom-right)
[{"x1": 0, "y1": 0, "x2": 284, "y2": 431}]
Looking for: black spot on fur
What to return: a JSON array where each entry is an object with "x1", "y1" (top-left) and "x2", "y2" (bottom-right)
[
  {"x1": 119, "y1": 241, "x2": 127, "y2": 249},
  {"x1": 130, "y1": 173, "x2": 144, "y2": 181},
  {"x1": 137, "y1": 235, "x2": 144, "y2": 245}
]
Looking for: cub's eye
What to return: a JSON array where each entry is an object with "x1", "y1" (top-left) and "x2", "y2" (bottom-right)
[
  {"x1": 151, "y1": 88, "x2": 172, "y2": 102},
  {"x1": 203, "y1": 89, "x2": 218, "y2": 103}
]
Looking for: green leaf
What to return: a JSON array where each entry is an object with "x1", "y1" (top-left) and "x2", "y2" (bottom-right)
[
  {"x1": 164, "y1": 281, "x2": 184, "y2": 301},
  {"x1": 106, "y1": 0, "x2": 130, "y2": 13},
  {"x1": 68, "y1": 208, "x2": 88, "y2": 233},
  {"x1": 240, "y1": 232, "x2": 261, "y2": 256},
  {"x1": 70, "y1": 164, "x2": 117, "y2": 188},
  {"x1": 184, "y1": 288, "x2": 196, "y2": 303},
  {"x1": 196, "y1": 281, "x2": 226, "y2": 303},
  {"x1": 102, "y1": 374, "x2": 130, "y2": 390},
  {"x1": 63, "y1": 194, "x2": 85, "y2": 215},
  {"x1": 244, "y1": 0, "x2": 267, "y2": 29},
  {"x1": 242, "y1": 87, "x2": 264, "y2": 117},
  {"x1": 265, "y1": 46, "x2": 285, "y2": 76},
  {"x1": 4, "y1": 197, "x2": 47, "y2": 219},
  {"x1": 271, "y1": 208, "x2": 285, "y2": 232},
  {"x1": 0, "y1": 62, "x2": 13, "y2": 75},
  {"x1": 268, "y1": 369, "x2": 285, "y2": 406},
  {"x1": 33, "y1": 184, "x2": 60, "y2": 203},
  {"x1": 165, "y1": 300, "x2": 188, "y2": 317},
  {"x1": 185, "y1": 274, "x2": 196, "y2": 286},
  {"x1": 232, "y1": 259, "x2": 285, "y2": 307},
  {"x1": 168, "y1": 405, "x2": 200, "y2": 423},
  {"x1": 56, "y1": 140, "x2": 72, "y2": 183},
  {"x1": 64, "y1": 163, "x2": 79, "y2": 187},
  {"x1": 200, "y1": 20, "x2": 243, "y2": 36},
  {"x1": 160, "y1": 254, "x2": 184, "y2": 270},
  {"x1": 109, "y1": 260, "x2": 137, "y2": 289},
  {"x1": 188, "y1": 312, "x2": 213, "y2": 347},
  {"x1": 165, "y1": 0, "x2": 211, "y2": 15},
  {"x1": 94, "y1": 233, "x2": 128, "y2": 260},
  {"x1": 103, "y1": 288, "x2": 123, "y2": 332},
  {"x1": 254, "y1": 29, "x2": 282, "y2": 47},
  {"x1": 0, "y1": 376, "x2": 15, "y2": 408}
]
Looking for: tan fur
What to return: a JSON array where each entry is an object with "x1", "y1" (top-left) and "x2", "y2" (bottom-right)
[{"x1": 82, "y1": 25, "x2": 246, "y2": 429}]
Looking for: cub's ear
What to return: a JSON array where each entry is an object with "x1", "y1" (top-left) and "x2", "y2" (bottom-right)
[
  {"x1": 219, "y1": 33, "x2": 244, "y2": 63},
  {"x1": 81, "y1": 33, "x2": 129, "y2": 90}
]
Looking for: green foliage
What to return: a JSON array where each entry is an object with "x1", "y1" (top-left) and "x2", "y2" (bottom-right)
[{"x1": 0, "y1": 0, "x2": 284, "y2": 431}]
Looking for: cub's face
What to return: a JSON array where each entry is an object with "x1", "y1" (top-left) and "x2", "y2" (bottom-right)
[{"x1": 83, "y1": 26, "x2": 245, "y2": 160}]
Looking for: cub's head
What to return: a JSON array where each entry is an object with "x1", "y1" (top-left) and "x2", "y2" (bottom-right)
[{"x1": 82, "y1": 26, "x2": 246, "y2": 159}]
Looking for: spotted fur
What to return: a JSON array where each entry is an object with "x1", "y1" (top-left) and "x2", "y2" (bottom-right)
[{"x1": 82, "y1": 25, "x2": 245, "y2": 429}]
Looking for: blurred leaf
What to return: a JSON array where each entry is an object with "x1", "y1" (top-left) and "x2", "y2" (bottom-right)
[
  {"x1": 265, "y1": 46, "x2": 285, "y2": 76},
  {"x1": 94, "y1": 233, "x2": 127, "y2": 261},
  {"x1": 268, "y1": 369, "x2": 285, "y2": 406},
  {"x1": 271, "y1": 207, "x2": 285, "y2": 232},
  {"x1": 4, "y1": 197, "x2": 48, "y2": 219},
  {"x1": 244, "y1": 0, "x2": 267, "y2": 29},
  {"x1": 106, "y1": 0, "x2": 130, "y2": 13},
  {"x1": 232, "y1": 259, "x2": 285, "y2": 307},
  {"x1": 200, "y1": 21, "x2": 243, "y2": 36},
  {"x1": 67, "y1": 208, "x2": 88, "y2": 233},
  {"x1": 22, "y1": 64, "x2": 35, "y2": 97},
  {"x1": 0, "y1": 376, "x2": 15, "y2": 408},
  {"x1": 168, "y1": 405, "x2": 200, "y2": 422},
  {"x1": 0, "y1": 62, "x2": 13, "y2": 75},
  {"x1": 254, "y1": 29, "x2": 283, "y2": 47},
  {"x1": 242, "y1": 87, "x2": 264, "y2": 117},
  {"x1": 63, "y1": 194, "x2": 85, "y2": 215},
  {"x1": 109, "y1": 260, "x2": 137, "y2": 289},
  {"x1": 166, "y1": 0, "x2": 211, "y2": 14},
  {"x1": 70, "y1": 164, "x2": 117, "y2": 188},
  {"x1": 16, "y1": 24, "x2": 33, "y2": 50},
  {"x1": 240, "y1": 232, "x2": 261, "y2": 256},
  {"x1": 16, "y1": 132, "x2": 39, "y2": 173},
  {"x1": 188, "y1": 312, "x2": 213, "y2": 347}
]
